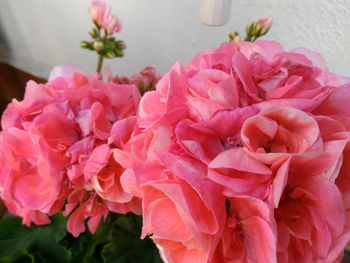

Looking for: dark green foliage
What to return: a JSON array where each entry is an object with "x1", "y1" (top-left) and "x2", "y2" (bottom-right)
[
  {"x1": 0, "y1": 213, "x2": 162, "y2": 263},
  {"x1": 0, "y1": 213, "x2": 70, "y2": 263},
  {"x1": 101, "y1": 214, "x2": 163, "y2": 263}
]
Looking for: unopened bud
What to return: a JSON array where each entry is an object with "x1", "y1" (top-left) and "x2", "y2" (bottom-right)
[
  {"x1": 114, "y1": 49, "x2": 124, "y2": 57},
  {"x1": 93, "y1": 41, "x2": 104, "y2": 52},
  {"x1": 229, "y1": 31, "x2": 239, "y2": 41},
  {"x1": 256, "y1": 17, "x2": 272, "y2": 36},
  {"x1": 245, "y1": 21, "x2": 256, "y2": 36},
  {"x1": 80, "y1": 41, "x2": 90, "y2": 49},
  {"x1": 89, "y1": 28, "x2": 99, "y2": 39},
  {"x1": 233, "y1": 35, "x2": 243, "y2": 46},
  {"x1": 106, "y1": 51, "x2": 116, "y2": 58},
  {"x1": 116, "y1": 40, "x2": 126, "y2": 50}
]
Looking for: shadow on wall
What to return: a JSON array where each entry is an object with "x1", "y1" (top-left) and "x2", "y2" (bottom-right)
[{"x1": 0, "y1": 1, "x2": 12, "y2": 63}]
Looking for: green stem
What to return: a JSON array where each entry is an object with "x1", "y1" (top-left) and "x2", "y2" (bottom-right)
[
  {"x1": 96, "y1": 53, "x2": 104, "y2": 73},
  {"x1": 95, "y1": 25, "x2": 105, "y2": 73}
]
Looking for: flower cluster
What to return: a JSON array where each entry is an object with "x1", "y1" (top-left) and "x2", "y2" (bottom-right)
[
  {"x1": 1, "y1": 38, "x2": 350, "y2": 262},
  {"x1": 0, "y1": 66, "x2": 141, "y2": 237},
  {"x1": 81, "y1": 0, "x2": 125, "y2": 73},
  {"x1": 126, "y1": 40, "x2": 350, "y2": 262},
  {"x1": 110, "y1": 66, "x2": 161, "y2": 95}
]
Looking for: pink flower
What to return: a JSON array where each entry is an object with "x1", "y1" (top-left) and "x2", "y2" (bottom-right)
[
  {"x1": 111, "y1": 66, "x2": 161, "y2": 94},
  {"x1": 126, "y1": 123, "x2": 226, "y2": 262},
  {"x1": 131, "y1": 39, "x2": 350, "y2": 262},
  {"x1": 130, "y1": 67, "x2": 161, "y2": 92},
  {"x1": 89, "y1": 0, "x2": 108, "y2": 25},
  {"x1": 313, "y1": 83, "x2": 350, "y2": 121},
  {"x1": 320, "y1": 133, "x2": 350, "y2": 262},
  {"x1": 2, "y1": 33, "x2": 350, "y2": 263},
  {"x1": 0, "y1": 127, "x2": 67, "y2": 226},
  {"x1": 103, "y1": 14, "x2": 122, "y2": 35},
  {"x1": 212, "y1": 197, "x2": 277, "y2": 263},
  {"x1": 86, "y1": 145, "x2": 131, "y2": 203},
  {"x1": 241, "y1": 106, "x2": 322, "y2": 164},
  {"x1": 84, "y1": 118, "x2": 141, "y2": 215},
  {"x1": 141, "y1": 178, "x2": 225, "y2": 263},
  {"x1": 89, "y1": 0, "x2": 122, "y2": 34},
  {"x1": 65, "y1": 190, "x2": 108, "y2": 237},
  {"x1": 273, "y1": 154, "x2": 345, "y2": 262},
  {"x1": 208, "y1": 147, "x2": 272, "y2": 199},
  {"x1": 0, "y1": 66, "x2": 140, "y2": 236}
]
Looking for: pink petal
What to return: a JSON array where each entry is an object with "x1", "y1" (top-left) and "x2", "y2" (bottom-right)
[{"x1": 84, "y1": 144, "x2": 110, "y2": 181}]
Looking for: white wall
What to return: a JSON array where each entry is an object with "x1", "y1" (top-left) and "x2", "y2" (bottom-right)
[{"x1": 0, "y1": 0, "x2": 349, "y2": 79}]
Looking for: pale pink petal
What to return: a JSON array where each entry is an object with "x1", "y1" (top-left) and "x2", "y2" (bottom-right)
[{"x1": 84, "y1": 144, "x2": 110, "y2": 181}]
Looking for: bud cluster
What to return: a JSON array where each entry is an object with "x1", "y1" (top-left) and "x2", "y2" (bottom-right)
[
  {"x1": 80, "y1": 0, "x2": 126, "y2": 72},
  {"x1": 80, "y1": 25, "x2": 126, "y2": 59},
  {"x1": 229, "y1": 17, "x2": 272, "y2": 43}
]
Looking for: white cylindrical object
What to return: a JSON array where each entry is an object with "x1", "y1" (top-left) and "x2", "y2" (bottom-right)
[{"x1": 200, "y1": 0, "x2": 232, "y2": 26}]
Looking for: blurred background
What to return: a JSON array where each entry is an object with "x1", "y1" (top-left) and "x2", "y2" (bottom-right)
[
  {"x1": 1, "y1": 0, "x2": 350, "y2": 78},
  {"x1": 0, "y1": 0, "x2": 350, "y2": 112}
]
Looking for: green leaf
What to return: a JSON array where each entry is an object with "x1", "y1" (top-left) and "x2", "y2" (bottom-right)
[
  {"x1": 0, "y1": 213, "x2": 71, "y2": 263},
  {"x1": 0, "y1": 249, "x2": 34, "y2": 263},
  {"x1": 0, "y1": 212, "x2": 162, "y2": 263},
  {"x1": 101, "y1": 214, "x2": 162, "y2": 263},
  {"x1": 67, "y1": 219, "x2": 111, "y2": 263}
]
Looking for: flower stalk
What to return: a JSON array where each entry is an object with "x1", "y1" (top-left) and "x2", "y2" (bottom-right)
[{"x1": 80, "y1": 0, "x2": 125, "y2": 73}]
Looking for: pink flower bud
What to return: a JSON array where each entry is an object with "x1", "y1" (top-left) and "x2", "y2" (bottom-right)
[
  {"x1": 93, "y1": 41, "x2": 104, "y2": 52},
  {"x1": 256, "y1": 17, "x2": 272, "y2": 35}
]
